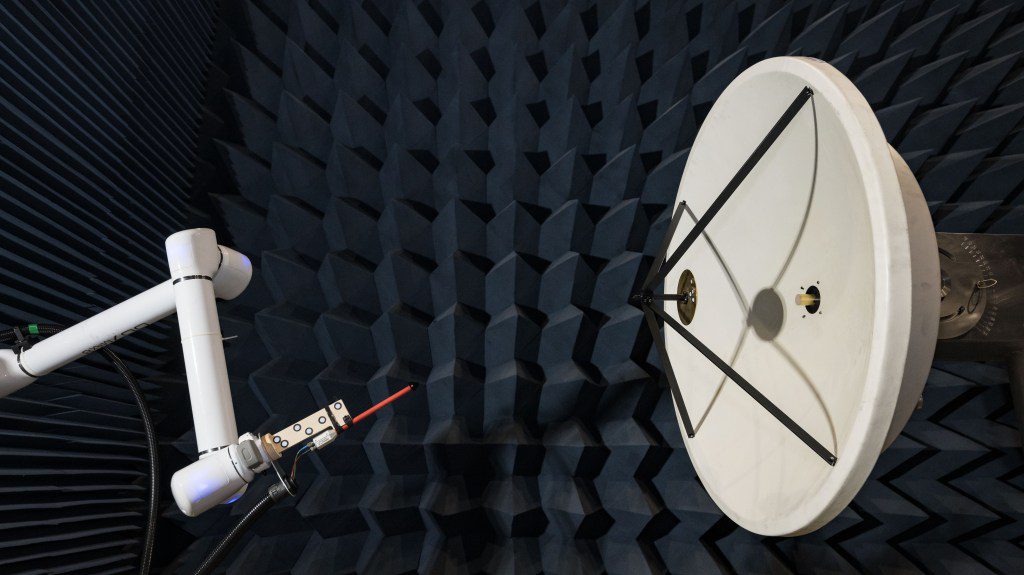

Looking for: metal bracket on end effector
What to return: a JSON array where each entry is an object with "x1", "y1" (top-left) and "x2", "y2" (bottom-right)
[{"x1": 260, "y1": 400, "x2": 352, "y2": 460}]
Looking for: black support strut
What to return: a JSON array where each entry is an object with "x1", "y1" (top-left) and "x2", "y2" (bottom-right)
[
  {"x1": 649, "y1": 294, "x2": 693, "y2": 301},
  {"x1": 643, "y1": 201, "x2": 687, "y2": 290},
  {"x1": 649, "y1": 86, "x2": 813, "y2": 288},
  {"x1": 643, "y1": 306, "x2": 695, "y2": 438},
  {"x1": 634, "y1": 86, "x2": 834, "y2": 465},
  {"x1": 649, "y1": 305, "x2": 835, "y2": 465}
]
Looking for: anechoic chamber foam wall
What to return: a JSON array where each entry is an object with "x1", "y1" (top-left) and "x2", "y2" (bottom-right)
[{"x1": 178, "y1": 1, "x2": 1024, "y2": 573}]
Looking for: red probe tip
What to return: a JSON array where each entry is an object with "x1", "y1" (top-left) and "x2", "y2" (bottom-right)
[{"x1": 340, "y1": 382, "x2": 419, "y2": 430}]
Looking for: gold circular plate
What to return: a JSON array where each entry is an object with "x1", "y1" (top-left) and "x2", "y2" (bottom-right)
[{"x1": 676, "y1": 269, "x2": 697, "y2": 325}]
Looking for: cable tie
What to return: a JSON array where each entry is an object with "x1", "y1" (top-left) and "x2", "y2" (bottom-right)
[{"x1": 12, "y1": 326, "x2": 32, "y2": 354}]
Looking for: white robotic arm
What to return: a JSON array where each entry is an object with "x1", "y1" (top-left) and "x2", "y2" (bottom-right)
[
  {"x1": 0, "y1": 228, "x2": 372, "y2": 517},
  {"x1": 0, "y1": 225, "x2": 419, "y2": 575},
  {"x1": 0, "y1": 229, "x2": 270, "y2": 516}
]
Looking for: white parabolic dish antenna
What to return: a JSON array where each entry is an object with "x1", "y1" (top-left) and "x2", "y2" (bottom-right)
[{"x1": 646, "y1": 57, "x2": 939, "y2": 536}]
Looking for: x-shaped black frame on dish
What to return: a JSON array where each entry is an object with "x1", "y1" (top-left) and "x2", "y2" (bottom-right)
[{"x1": 634, "y1": 86, "x2": 836, "y2": 466}]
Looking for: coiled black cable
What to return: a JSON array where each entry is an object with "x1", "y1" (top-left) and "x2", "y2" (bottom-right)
[{"x1": 0, "y1": 324, "x2": 159, "y2": 575}]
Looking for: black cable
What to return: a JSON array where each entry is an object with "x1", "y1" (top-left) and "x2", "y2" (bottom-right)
[
  {"x1": 193, "y1": 479, "x2": 294, "y2": 575},
  {"x1": 192, "y1": 446, "x2": 306, "y2": 574},
  {"x1": 97, "y1": 347, "x2": 160, "y2": 571},
  {"x1": 0, "y1": 324, "x2": 159, "y2": 575},
  {"x1": 290, "y1": 442, "x2": 312, "y2": 481}
]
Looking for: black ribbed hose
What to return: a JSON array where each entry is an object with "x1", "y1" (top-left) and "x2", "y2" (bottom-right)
[
  {"x1": 193, "y1": 480, "x2": 294, "y2": 575},
  {"x1": 1, "y1": 324, "x2": 159, "y2": 575}
]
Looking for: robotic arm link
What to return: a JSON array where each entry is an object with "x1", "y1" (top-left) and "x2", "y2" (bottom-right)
[{"x1": 0, "y1": 229, "x2": 262, "y2": 516}]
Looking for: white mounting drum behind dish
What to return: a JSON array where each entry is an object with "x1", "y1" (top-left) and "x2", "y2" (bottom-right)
[{"x1": 883, "y1": 143, "x2": 940, "y2": 450}]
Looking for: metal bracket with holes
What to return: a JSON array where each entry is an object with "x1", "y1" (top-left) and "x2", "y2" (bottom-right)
[{"x1": 260, "y1": 399, "x2": 351, "y2": 460}]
